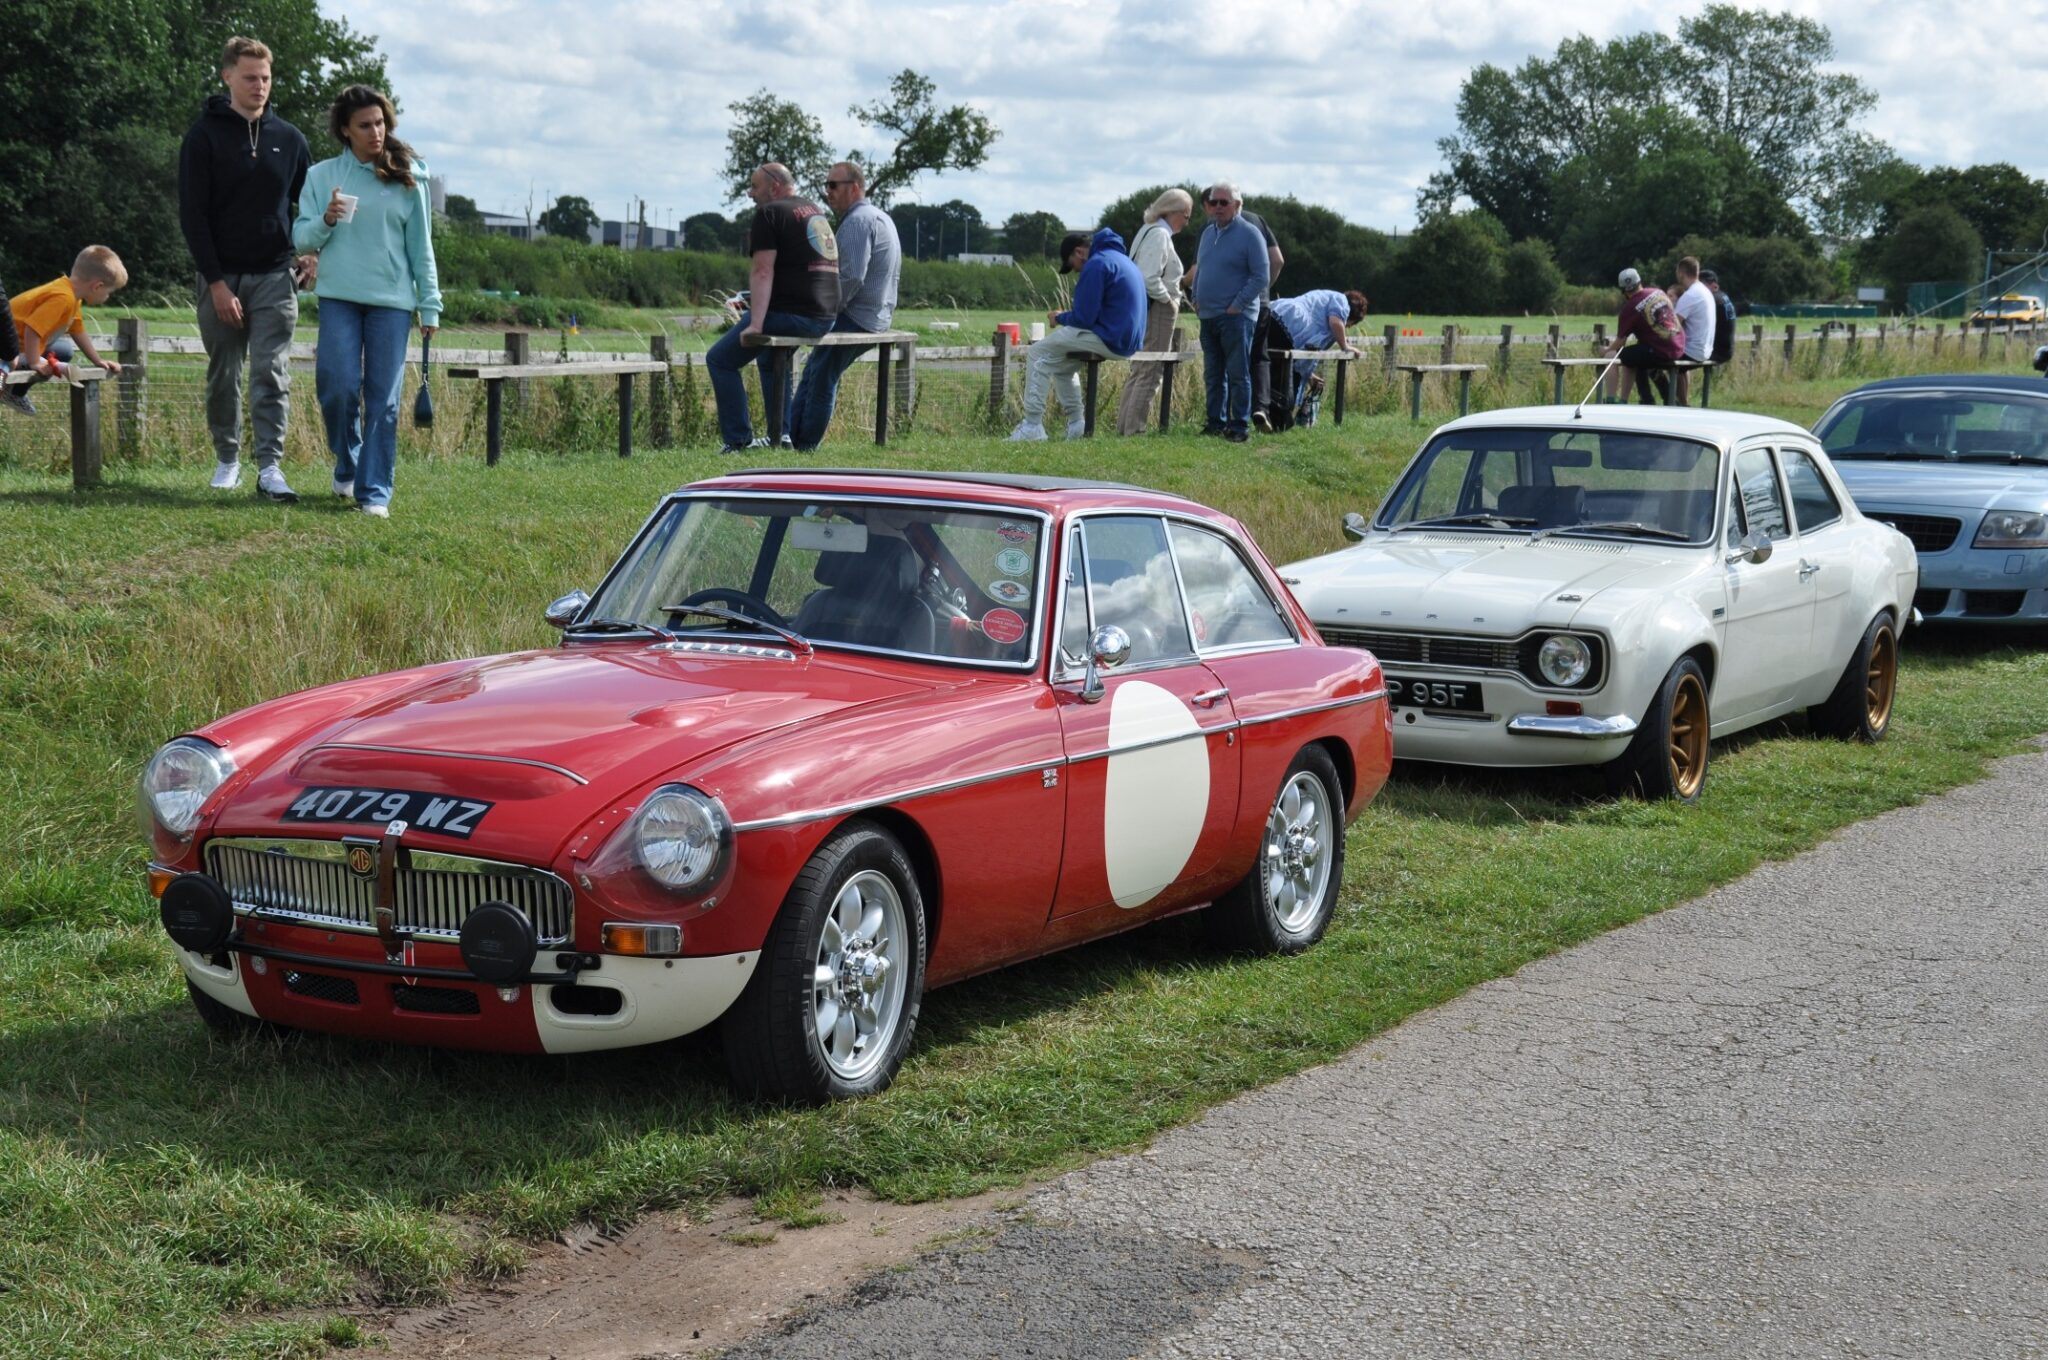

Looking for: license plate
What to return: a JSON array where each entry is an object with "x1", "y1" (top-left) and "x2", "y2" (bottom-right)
[
  {"x1": 1386, "y1": 674, "x2": 1483, "y2": 713},
  {"x1": 284, "y1": 786, "x2": 494, "y2": 838}
]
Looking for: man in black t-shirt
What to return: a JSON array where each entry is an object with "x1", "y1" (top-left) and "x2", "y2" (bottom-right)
[{"x1": 706, "y1": 162, "x2": 840, "y2": 454}]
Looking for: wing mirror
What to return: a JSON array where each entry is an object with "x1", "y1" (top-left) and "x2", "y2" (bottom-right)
[
  {"x1": 1724, "y1": 532, "x2": 1773, "y2": 566},
  {"x1": 544, "y1": 590, "x2": 590, "y2": 629},
  {"x1": 1079, "y1": 624, "x2": 1132, "y2": 705},
  {"x1": 1341, "y1": 511, "x2": 1370, "y2": 541}
]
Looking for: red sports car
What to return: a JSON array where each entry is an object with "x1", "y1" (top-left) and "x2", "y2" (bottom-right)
[{"x1": 143, "y1": 470, "x2": 1391, "y2": 1101}]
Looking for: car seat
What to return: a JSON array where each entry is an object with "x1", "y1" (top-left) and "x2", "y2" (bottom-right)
[
  {"x1": 1495, "y1": 484, "x2": 1587, "y2": 527},
  {"x1": 791, "y1": 537, "x2": 936, "y2": 652}
]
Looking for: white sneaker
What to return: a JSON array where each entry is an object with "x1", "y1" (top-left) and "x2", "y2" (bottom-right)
[
  {"x1": 1066, "y1": 417, "x2": 1087, "y2": 439},
  {"x1": 358, "y1": 504, "x2": 390, "y2": 519},
  {"x1": 1008, "y1": 420, "x2": 1047, "y2": 442},
  {"x1": 331, "y1": 476, "x2": 354, "y2": 498},
  {"x1": 256, "y1": 465, "x2": 297, "y2": 502},
  {"x1": 209, "y1": 461, "x2": 242, "y2": 490}
]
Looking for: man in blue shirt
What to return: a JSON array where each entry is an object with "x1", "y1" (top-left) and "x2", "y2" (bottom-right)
[
  {"x1": 788, "y1": 162, "x2": 902, "y2": 450},
  {"x1": 1188, "y1": 183, "x2": 1269, "y2": 442},
  {"x1": 1008, "y1": 228, "x2": 1144, "y2": 440}
]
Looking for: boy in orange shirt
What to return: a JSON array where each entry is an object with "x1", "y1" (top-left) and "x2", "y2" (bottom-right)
[{"x1": 6, "y1": 246, "x2": 127, "y2": 415}]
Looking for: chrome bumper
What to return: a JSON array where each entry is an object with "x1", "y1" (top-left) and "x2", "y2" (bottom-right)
[{"x1": 1505, "y1": 713, "x2": 1639, "y2": 740}]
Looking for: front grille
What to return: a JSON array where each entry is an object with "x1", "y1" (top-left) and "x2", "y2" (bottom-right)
[
  {"x1": 1964, "y1": 590, "x2": 2026, "y2": 617},
  {"x1": 1867, "y1": 512, "x2": 1961, "y2": 553},
  {"x1": 1319, "y1": 628, "x2": 1521, "y2": 670},
  {"x1": 205, "y1": 839, "x2": 573, "y2": 945},
  {"x1": 283, "y1": 970, "x2": 360, "y2": 1005},
  {"x1": 1914, "y1": 588, "x2": 1952, "y2": 615},
  {"x1": 391, "y1": 983, "x2": 482, "y2": 1015}
]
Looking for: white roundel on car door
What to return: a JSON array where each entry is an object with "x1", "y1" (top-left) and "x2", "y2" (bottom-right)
[{"x1": 1103, "y1": 680, "x2": 1210, "y2": 909}]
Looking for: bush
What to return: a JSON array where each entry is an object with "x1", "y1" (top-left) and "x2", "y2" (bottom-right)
[{"x1": 1500, "y1": 239, "x2": 1565, "y2": 314}]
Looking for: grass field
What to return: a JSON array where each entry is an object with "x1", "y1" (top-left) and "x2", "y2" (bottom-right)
[{"x1": 5, "y1": 365, "x2": 2048, "y2": 1357}]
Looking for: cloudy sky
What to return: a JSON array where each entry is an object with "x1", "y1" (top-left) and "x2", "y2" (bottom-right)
[{"x1": 325, "y1": 0, "x2": 2045, "y2": 234}]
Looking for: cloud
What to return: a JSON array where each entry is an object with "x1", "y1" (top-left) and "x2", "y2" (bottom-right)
[{"x1": 329, "y1": 0, "x2": 2042, "y2": 234}]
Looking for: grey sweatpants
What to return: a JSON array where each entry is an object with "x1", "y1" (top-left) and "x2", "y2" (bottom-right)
[{"x1": 196, "y1": 269, "x2": 299, "y2": 468}]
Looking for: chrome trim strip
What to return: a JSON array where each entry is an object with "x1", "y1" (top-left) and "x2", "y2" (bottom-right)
[
  {"x1": 730, "y1": 756, "x2": 1067, "y2": 832},
  {"x1": 1505, "y1": 713, "x2": 1638, "y2": 739},
  {"x1": 1237, "y1": 691, "x2": 1386, "y2": 728},
  {"x1": 308, "y1": 744, "x2": 590, "y2": 786},
  {"x1": 658, "y1": 640, "x2": 796, "y2": 661},
  {"x1": 1065, "y1": 726, "x2": 1234, "y2": 767}
]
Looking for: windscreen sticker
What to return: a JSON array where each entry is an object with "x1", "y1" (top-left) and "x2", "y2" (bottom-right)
[
  {"x1": 284, "y1": 786, "x2": 494, "y2": 838},
  {"x1": 980, "y1": 608, "x2": 1027, "y2": 644},
  {"x1": 997, "y1": 521, "x2": 1033, "y2": 543},
  {"x1": 995, "y1": 547, "x2": 1032, "y2": 577},
  {"x1": 985, "y1": 578, "x2": 1031, "y2": 605}
]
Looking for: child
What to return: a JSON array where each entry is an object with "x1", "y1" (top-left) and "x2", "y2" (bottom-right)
[{"x1": 7, "y1": 246, "x2": 128, "y2": 415}]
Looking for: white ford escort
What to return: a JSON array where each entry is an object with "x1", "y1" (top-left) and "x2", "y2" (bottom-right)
[{"x1": 1283, "y1": 405, "x2": 1919, "y2": 800}]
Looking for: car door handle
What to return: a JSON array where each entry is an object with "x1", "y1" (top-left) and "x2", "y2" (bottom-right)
[
  {"x1": 1799, "y1": 559, "x2": 1821, "y2": 579},
  {"x1": 1190, "y1": 687, "x2": 1231, "y2": 708}
]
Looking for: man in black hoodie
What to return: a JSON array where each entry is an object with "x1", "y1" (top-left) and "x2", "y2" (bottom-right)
[{"x1": 177, "y1": 35, "x2": 313, "y2": 500}]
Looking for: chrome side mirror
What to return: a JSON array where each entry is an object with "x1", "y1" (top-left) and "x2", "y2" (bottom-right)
[
  {"x1": 1724, "y1": 532, "x2": 1773, "y2": 566},
  {"x1": 544, "y1": 590, "x2": 590, "y2": 629},
  {"x1": 1341, "y1": 511, "x2": 1370, "y2": 541},
  {"x1": 1079, "y1": 624, "x2": 1131, "y2": 705}
]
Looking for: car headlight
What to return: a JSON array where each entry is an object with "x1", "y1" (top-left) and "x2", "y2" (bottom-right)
[
  {"x1": 1973, "y1": 511, "x2": 2048, "y2": 548},
  {"x1": 630, "y1": 784, "x2": 732, "y2": 891},
  {"x1": 1536, "y1": 635, "x2": 1593, "y2": 687},
  {"x1": 139, "y1": 737, "x2": 236, "y2": 839}
]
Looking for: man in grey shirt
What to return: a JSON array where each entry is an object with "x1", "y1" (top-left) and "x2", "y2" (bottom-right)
[{"x1": 789, "y1": 161, "x2": 902, "y2": 450}]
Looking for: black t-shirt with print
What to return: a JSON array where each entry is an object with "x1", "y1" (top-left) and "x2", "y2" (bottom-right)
[{"x1": 748, "y1": 197, "x2": 840, "y2": 319}]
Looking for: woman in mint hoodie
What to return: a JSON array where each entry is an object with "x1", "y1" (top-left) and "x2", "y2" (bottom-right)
[{"x1": 294, "y1": 85, "x2": 440, "y2": 517}]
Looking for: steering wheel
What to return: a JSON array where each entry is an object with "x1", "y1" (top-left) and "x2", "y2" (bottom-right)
[{"x1": 669, "y1": 587, "x2": 789, "y2": 629}]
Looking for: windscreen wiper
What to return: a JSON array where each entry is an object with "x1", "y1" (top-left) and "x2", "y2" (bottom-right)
[
  {"x1": 562, "y1": 617, "x2": 667, "y2": 638},
  {"x1": 661, "y1": 604, "x2": 814, "y2": 658},
  {"x1": 1532, "y1": 521, "x2": 1693, "y2": 542},
  {"x1": 1394, "y1": 512, "x2": 1538, "y2": 531}
]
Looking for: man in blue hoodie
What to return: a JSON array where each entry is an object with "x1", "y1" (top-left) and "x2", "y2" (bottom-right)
[{"x1": 1008, "y1": 228, "x2": 1144, "y2": 441}]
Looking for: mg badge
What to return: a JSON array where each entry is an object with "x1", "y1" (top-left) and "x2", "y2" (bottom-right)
[{"x1": 344, "y1": 841, "x2": 377, "y2": 879}]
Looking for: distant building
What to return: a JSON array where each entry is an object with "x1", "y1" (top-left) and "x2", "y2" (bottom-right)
[
  {"x1": 955, "y1": 253, "x2": 1015, "y2": 267},
  {"x1": 588, "y1": 220, "x2": 682, "y2": 251},
  {"x1": 477, "y1": 211, "x2": 542, "y2": 242}
]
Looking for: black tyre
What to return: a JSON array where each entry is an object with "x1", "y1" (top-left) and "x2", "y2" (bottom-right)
[
  {"x1": 723, "y1": 821, "x2": 927, "y2": 1103},
  {"x1": 185, "y1": 978, "x2": 264, "y2": 1035},
  {"x1": 1206, "y1": 746, "x2": 1346, "y2": 954},
  {"x1": 1807, "y1": 613, "x2": 1898, "y2": 743},
  {"x1": 1610, "y1": 656, "x2": 1711, "y2": 802}
]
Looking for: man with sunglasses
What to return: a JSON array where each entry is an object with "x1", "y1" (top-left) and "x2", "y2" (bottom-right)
[
  {"x1": 788, "y1": 161, "x2": 901, "y2": 450},
  {"x1": 1188, "y1": 183, "x2": 1269, "y2": 443}
]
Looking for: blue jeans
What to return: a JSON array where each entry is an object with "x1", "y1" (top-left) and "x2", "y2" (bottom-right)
[
  {"x1": 315, "y1": 300, "x2": 412, "y2": 508},
  {"x1": 1200, "y1": 313, "x2": 1254, "y2": 434},
  {"x1": 706, "y1": 309, "x2": 833, "y2": 448},
  {"x1": 789, "y1": 316, "x2": 877, "y2": 450}
]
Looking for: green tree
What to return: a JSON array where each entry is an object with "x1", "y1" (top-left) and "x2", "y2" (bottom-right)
[
  {"x1": 1393, "y1": 211, "x2": 1507, "y2": 313},
  {"x1": 683, "y1": 211, "x2": 741, "y2": 254},
  {"x1": 1882, "y1": 163, "x2": 2048, "y2": 251},
  {"x1": 721, "y1": 89, "x2": 830, "y2": 201},
  {"x1": 1657, "y1": 233, "x2": 1829, "y2": 304},
  {"x1": 848, "y1": 70, "x2": 998, "y2": 207},
  {"x1": 1501, "y1": 239, "x2": 1565, "y2": 314},
  {"x1": 443, "y1": 193, "x2": 483, "y2": 229},
  {"x1": 887, "y1": 199, "x2": 987, "y2": 261},
  {"x1": 1241, "y1": 195, "x2": 1394, "y2": 296},
  {"x1": 1000, "y1": 210, "x2": 1069, "y2": 258},
  {"x1": 1865, "y1": 206, "x2": 1985, "y2": 307},
  {"x1": 538, "y1": 194, "x2": 600, "y2": 242}
]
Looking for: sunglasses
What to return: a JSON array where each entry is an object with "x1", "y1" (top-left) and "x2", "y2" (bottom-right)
[
  {"x1": 1205, "y1": 197, "x2": 1233, "y2": 207},
  {"x1": 824, "y1": 179, "x2": 853, "y2": 189}
]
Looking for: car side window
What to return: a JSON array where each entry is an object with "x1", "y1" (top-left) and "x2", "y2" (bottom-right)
[
  {"x1": 1780, "y1": 448, "x2": 1842, "y2": 532},
  {"x1": 1732, "y1": 447, "x2": 1790, "y2": 540},
  {"x1": 1168, "y1": 522, "x2": 1293, "y2": 650},
  {"x1": 1080, "y1": 516, "x2": 1195, "y2": 666}
]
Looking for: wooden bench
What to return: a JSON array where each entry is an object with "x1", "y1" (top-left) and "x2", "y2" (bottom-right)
[
  {"x1": 3, "y1": 365, "x2": 115, "y2": 489},
  {"x1": 1394, "y1": 363, "x2": 1486, "y2": 420},
  {"x1": 1272, "y1": 348, "x2": 1364, "y2": 425},
  {"x1": 446, "y1": 360, "x2": 667, "y2": 465},
  {"x1": 740, "y1": 330, "x2": 918, "y2": 445},
  {"x1": 1073, "y1": 350, "x2": 1190, "y2": 435},
  {"x1": 1545, "y1": 355, "x2": 1718, "y2": 407}
]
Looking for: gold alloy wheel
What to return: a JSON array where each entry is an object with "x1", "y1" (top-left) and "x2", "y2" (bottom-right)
[
  {"x1": 1865, "y1": 624, "x2": 1898, "y2": 732},
  {"x1": 1667, "y1": 672, "x2": 1709, "y2": 799}
]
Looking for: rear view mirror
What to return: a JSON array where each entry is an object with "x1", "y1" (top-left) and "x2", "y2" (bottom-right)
[
  {"x1": 544, "y1": 590, "x2": 590, "y2": 628},
  {"x1": 1725, "y1": 532, "x2": 1773, "y2": 566},
  {"x1": 1341, "y1": 512, "x2": 1369, "y2": 541}
]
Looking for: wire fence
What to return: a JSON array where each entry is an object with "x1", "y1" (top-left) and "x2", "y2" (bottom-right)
[{"x1": 4, "y1": 319, "x2": 2044, "y2": 478}]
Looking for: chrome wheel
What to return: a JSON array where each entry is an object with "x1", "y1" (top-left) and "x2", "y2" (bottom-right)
[
  {"x1": 809, "y1": 869, "x2": 909, "y2": 1084},
  {"x1": 1263, "y1": 769, "x2": 1335, "y2": 935}
]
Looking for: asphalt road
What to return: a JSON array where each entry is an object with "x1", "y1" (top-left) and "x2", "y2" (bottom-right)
[{"x1": 723, "y1": 745, "x2": 2048, "y2": 1360}]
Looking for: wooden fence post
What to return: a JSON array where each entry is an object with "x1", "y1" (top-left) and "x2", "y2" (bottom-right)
[
  {"x1": 1981, "y1": 325, "x2": 1992, "y2": 361},
  {"x1": 1381, "y1": 324, "x2": 1399, "y2": 380},
  {"x1": 1934, "y1": 324, "x2": 1945, "y2": 357},
  {"x1": 1545, "y1": 324, "x2": 1561, "y2": 360},
  {"x1": 1750, "y1": 324, "x2": 1762, "y2": 366},
  {"x1": 1497, "y1": 324, "x2": 1513, "y2": 373},
  {"x1": 504, "y1": 332, "x2": 531, "y2": 413},
  {"x1": 1592, "y1": 323, "x2": 1607, "y2": 356},
  {"x1": 1783, "y1": 324, "x2": 1797, "y2": 371},
  {"x1": 988, "y1": 328, "x2": 1009, "y2": 422},
  {"x1": 71, "y1": 381, "x2": 102, "y2": 490},
  {"x1": 648, "y1": 334, "x2": 672, "y2": 448},
  {"x1": 116, "y1": 318, "x2": 147, "y2": 459},
  {"x1": 1440, "y1": 324, "x2": 1458, "y2": 365},
  {"x1": 894, "y1": 341, "x2": 916, "y2": 435},
  {"x1": 1846, "y1": 323, "x2": 1858, "y2": 359},
  {"x1": 1876, "y1": 322, "x2": 1887, "y2": 355}
]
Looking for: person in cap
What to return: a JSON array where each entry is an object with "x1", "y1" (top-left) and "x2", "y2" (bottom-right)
[
  {"x1": 1007, "y1": 228, "x2": 1145, "y2": 441},
  {"x1": 1601, "y1": 267, "x2": 1685, "y2": 404}
]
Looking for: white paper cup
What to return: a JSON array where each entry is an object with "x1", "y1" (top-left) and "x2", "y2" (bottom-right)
[
  {"x1": 1029, "y1": 321, "x2": 1046, "y2": 341},
  {"x1": 335, "y1": 193, "x2": 359, "y2": 223}
]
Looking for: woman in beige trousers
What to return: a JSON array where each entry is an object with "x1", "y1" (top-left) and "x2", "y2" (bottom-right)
[{"x1": 1115, "y1": 188, "x2": 1193, "y2": 435}]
